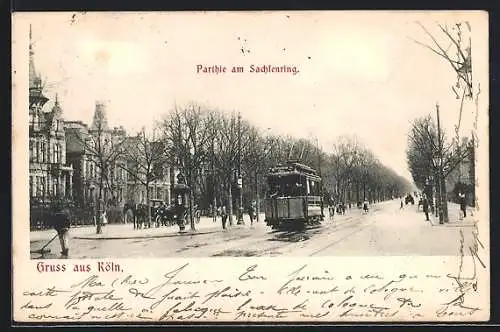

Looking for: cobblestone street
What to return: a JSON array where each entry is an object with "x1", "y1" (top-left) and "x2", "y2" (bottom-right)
[{"x1": 30, "y1": 200, "x2": 478, "y2": 259}]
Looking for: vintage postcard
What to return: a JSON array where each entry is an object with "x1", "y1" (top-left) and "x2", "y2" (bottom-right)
[{"x1": 12, "y1": 11, "x2": 489, "y2": 323}]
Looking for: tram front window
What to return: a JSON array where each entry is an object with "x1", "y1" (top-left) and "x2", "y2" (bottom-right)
[{"x1": 267, "y1": 175, "x2": 304, "y2": 197}]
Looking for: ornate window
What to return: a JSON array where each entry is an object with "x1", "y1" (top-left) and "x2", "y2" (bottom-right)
[
  {"x1": 29, "y1": 176, "x2": 33, "y2": 197},
  {"x1": 40, "y1": 141, "x2": 46, "y2": 163},
  {"x1": 35, "y1": 141, "x2": 39, "y2": 163},
  {"x1": 53, "y1": 144, "x2": 61, "y2": 163},
  {"x1": 40, "y1": 177, "x2": 45, "y2": 197},
  {"x1": 35, "y1": 177, "x2": 41, "y2": 197},
  {"x1": 29, "y1": 140, "x2": 34, "y2": 162}
]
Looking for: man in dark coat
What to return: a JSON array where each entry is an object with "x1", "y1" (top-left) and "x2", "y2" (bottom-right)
[
  {"x1": 248, "y1": 202, "x2": 256, "y2": 225},
  {"x1": 52, "y1": 200, "x2": 71, "y2": 257},
  {"x1": 422, "y1": 195, "x2": 430, "y2": 221},
  {"x1": 221, "y1": 205, "x2": 228, "y2": 229},
  {"x1": 458, "y1": 192, "x2": 467, "y2": 218}
]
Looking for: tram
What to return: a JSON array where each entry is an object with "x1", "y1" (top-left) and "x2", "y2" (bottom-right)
[{"x1": 264, "y1": 160, "x2": 324, "y2": 230}]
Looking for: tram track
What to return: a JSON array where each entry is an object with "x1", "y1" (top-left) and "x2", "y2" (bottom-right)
[
  {"x1": 307, "y1": 206, "x2": 386, "y2": 256},
  {"x1": 177, "y1": 206, "x2": 383, "y2": 257},
  {"x1": 308, "y1": 221, "x2": 374, "y2": 256},
  {"x1": 209, "y1": 213, "x2": 369, "y2": 257}
]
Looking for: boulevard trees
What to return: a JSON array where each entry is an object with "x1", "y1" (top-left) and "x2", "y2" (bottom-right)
[{"x1": 158, "y1": 105, "x2": 411, "y2": 219}]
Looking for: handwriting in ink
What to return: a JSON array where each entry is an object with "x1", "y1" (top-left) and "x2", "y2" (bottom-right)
[
  {"x1": 23, "y1": 286, "x2": 70, "y2": 297},
  {"x1": 149, "y1": 287, "x2": 201, "y2": 310},
  {"x1": 70, "y1": 275, "x2": 105, "y2": 289},
  {"x1": 158, "y1": 301, "x2": 229, "y2": 321},
  {"x1": 140, "y1": 264, "x2": 223, "y2": 299},
  {"x1": 120, "y1": 275, "x2": 150, "y2": 286},
  {"x1": 238, "y1": 265, "x2": 267, "y2": 281},
  {"x1": 20, "y1": 300, "x2": 53, "y2": 310},
  {"x1": 203, "y1": 286, "x2": 251, "y2": 304},
  {"x1": 64, "y1": 289, "x2": 122, "y2": 308}
]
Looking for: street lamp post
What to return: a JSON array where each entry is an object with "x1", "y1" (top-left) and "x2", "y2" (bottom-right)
[
  {"x1": 435, "y1": 103, "x2": 449, "y2": 223},
  {"x1": 237, "y1": 112, "x2": 244, "y2": 224},
  {"x1": 432, "y1": 155, "x2": 441, "y2": 223},
  {"x1": 173, "y1": 173, "x2": 189, "y2": 232},
  {"x1": 256, "y1": 128, "x2": 272, "y2": 223},
  {"x1": 189, "y1": 146, "x2": 196, "y2": 231}
]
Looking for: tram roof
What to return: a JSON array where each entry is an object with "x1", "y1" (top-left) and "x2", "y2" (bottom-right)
[{"x1": 268, "y1": 160, "x2": 321, "y2": 179}]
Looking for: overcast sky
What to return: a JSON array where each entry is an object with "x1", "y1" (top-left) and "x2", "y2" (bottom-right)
[{"x1": 14, "y1": 11, "x2": 486, "y2": 183}]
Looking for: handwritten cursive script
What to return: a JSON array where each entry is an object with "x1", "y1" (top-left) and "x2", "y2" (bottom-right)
[{"x1": 18, "y1": 258, "x2": 488, "y2": 322}]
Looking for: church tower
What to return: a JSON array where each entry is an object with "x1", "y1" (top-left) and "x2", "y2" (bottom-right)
[
  {"x1": 29, "y1": 24, "x2": 48, "y2": 114},
  {"x1": 90, "y1": 101, "x2": 110, "y2": 132}
]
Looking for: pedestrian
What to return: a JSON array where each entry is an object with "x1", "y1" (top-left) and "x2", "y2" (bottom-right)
[
  {"x1": 422, "y1": 195, "x2": 430, "y2": 221},
  {"x1": 248, "y1": 203, "x2": 255, "y2": 225},
  {"x1": 101, "y1": 209, "x2": 108, "y2": 227},
  {"x1": 221, "y1": 205, "x2": 228, "y2": 229},
  {"x1": 363, "y1": 200, "x2": 369, "y2": 214},
  {"x1": 212, "y1": 205, "x2": 217, "y2": 223},
  {"x1": 195, "y1": 206, "x2": 201, "y2": 224},
  {"x1": 400, "y1": 200, "x2": 404, "y2": 209},
  {"x1": 458, "y1": 192, "x2": 467, "y2": 218},
  {"x1": 52, "y1": 199, "x2": 71, "y2": 257}
]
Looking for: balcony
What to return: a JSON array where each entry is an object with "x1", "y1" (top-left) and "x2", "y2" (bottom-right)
[{"x1": 50, "y1": 163, "x2": 62, "y2": 176}]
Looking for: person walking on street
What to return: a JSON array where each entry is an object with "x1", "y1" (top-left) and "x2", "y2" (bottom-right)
[
  {"x1": 221, "y1": 205, "x2": 228, "y2": 229},
  {"x1": 458, "y1": 192, "x2": 467, "y2": 218},
  {"x1": 52, "y1": 199, "x2": 71, "y2": 257},
  {"x1": 194, "y1": 204, "x2": 201, "y2": 224},
  {"x1": 248, "y1": 202, "x2": 255, "y2": 225},
  {"x1": 363, "y1": 200, "x2": 369, "y2": 214},
  {"x1": 422, "y1": 195, "x2": 430, "y2": 221}
]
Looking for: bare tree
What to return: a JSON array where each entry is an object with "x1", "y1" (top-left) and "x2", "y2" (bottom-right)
[
  {"x1": 72, "y1": 104, "x2": 127, "y2": 234},
  {"x1": 241, "y1": 125, "x2": 275, "y2": 221},
  {"x1": 161, "y1": 104, "x2": 213, "y2": 231},
  {"x1": 407, "y1": 115, "x2": 473, "y2": 219},
  {"x1": 407, "y1": 115, "x2": 437, "y2": 190},
  {"x1": 122, "y1": 128, "x2": 167, "y2": 226},
  {"x1": 212, "y1": 112, "x2": 240, "y2": 224},
  {"x1": 412, "y1": 20, "x2": 480, "y2": 216},
  {"x1": 331, "y1": 136, "x2": 363, "y2": 206}
]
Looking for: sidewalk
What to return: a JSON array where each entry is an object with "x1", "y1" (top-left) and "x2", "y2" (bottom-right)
[
  {"x1": 427, "y1": 202, "x2": 477, "y2": 227},
  {"x1": 31, "y1": 214, "x2": 264, "y2": 241}
]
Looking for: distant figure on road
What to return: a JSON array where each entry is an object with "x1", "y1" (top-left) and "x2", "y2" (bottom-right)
[
  {"x1": 422, "y1": 195, "x2": 430, "y2": 221},
  {"x1": 217, "y1": 206, "x2": 221, "y2": 217},
  {"x1": 194, "y1": 205, "x2": 201, "y2": 224},
  {"x1": 363, "y1": 200, "x2": 369, "y2": 214},
  {"x1": 100, "y1": 210, "x2": 108, "y2": 227},
  {"x1": 417, "y1": 198, "x2": 423, "y2": 211},
  {"x1": 221, "y1": 205, "x2": 228, "y2": 229},
  {"x1": 336, "y1": 202, "x2": 346, "y2": 215},
  {"x1": 248, "y1": 203, "x2": 256, "y2": 225},
  {"x1": 329, "y1": 205, "x2": 335, "y2": 219},
  {"x1": 458, "y1": 192, "x2": 467, "y2": 218},
  {"x1": 400, "y1": 200, "x2": 404, "y2": 209}
]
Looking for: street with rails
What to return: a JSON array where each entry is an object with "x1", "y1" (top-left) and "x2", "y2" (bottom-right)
[{"x1": 30, "y1": 200, "x2": 477, "y2": 259}]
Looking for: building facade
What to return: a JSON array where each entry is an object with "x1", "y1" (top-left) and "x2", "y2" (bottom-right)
[
  {"x1": 65, "y1": 102, "x2": 129, "y2": 208},
  {"x1": 29, "y1": 26, "x2": 73, "y2": 203},
  {"x1": 65, "y1": 102, "x2": 177, "y2": 212},
  {"x1": 123, "y1": 137, "x2": 173, "y2": 205},
  {"x1": 29, "y1": 25, "x2": 177, "y2": 224}
]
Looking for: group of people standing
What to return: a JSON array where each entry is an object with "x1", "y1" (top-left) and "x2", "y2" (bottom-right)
[
  {"x1": 212, "y1": 202, "x2": 257, "y2": 229},
  {"x1": 409, "y1": 191, "x2": 469, "y2": 223}
]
